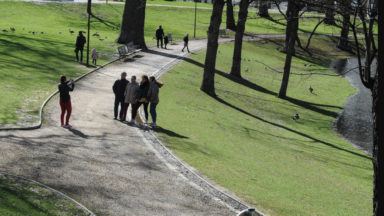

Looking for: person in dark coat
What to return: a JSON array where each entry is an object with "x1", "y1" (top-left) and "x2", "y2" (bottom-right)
[
  {"x1": 156, "y1": 25, "x2": 165, "y2": 48},
  {"x1": 132, "y1": 75, "x2": 150, "y2": 124},
  {"x1": 75, "y1": 31, "x2": 86, "y2": 62},
  {"x1": 164, "y1": 35, "x2": 169, "y2": 49},
  {"x1": 182, "y1": 33, "x2": 190, "y2": 53},
  {"x1": 58, "y1": 75, "x2": 75, "y2": 128},
  {"x1": 113, "y1": 72, "x2": 129, "y2": 120}
]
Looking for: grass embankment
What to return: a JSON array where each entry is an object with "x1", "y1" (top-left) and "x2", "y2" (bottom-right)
[
  {"x1": 154, "y1": 37, "x2": 372, "y2": 216},
  {"x1": 0, "y1": 173, "x2": 89, "y2": 216},
  {"x1": 0, "y1": 1, "x2": 341, "y2": 126}
]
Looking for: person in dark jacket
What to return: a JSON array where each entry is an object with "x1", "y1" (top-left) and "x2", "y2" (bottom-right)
[
  {"x1": 181, "y1": 33, "x2": 190, "y2": 53},
  {"x1": 113, "y1": 72, "x2": 129, "y2": 120},
  {"x1": 148, "y1": 76, "x2": 161, "y2": 127},
  {"x1": 156, "y1": 25, "x2": 164, "y2": 48},
  {"x1": 164, "y1": 35, "x2": 169, "y2": 49},
  {"x1": 75, "y1": 31, "x2": 86, "y2": 62},
  {"x1": 58, "y1": 75, "x2": 75, "y2": 128},
  {"x1": 132, "y1": 75, "x2": 150, "y2": 124}
]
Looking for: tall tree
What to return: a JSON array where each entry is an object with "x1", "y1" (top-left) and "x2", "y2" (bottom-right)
[
  {"x1": 226, "y1": 0, "x2": 236, "y2": 30},
  {"x1": 349, "y1": 0, "x2": 382, "y2": 214},
  {"x1": 258, "y1": 0, "x2": 270, "y2": 18},
  {"x1": 278, "y1": 0, "x2": 304, "y2": 98},
  {"x1": 372, "y1": 1, "x2": 383, "y2": 215},
  {"x1": 337, "y1": 0, "x2": 352, "y2": 50},
  {"x1": 324, "y1": 0, "x2": 335, "y2": 25},
  {"x1": 230, "y1": 0, "x2": 251, "y2": 77},
  {"x1": 201, "y1": 0, "x2": 225, "y2": 96},
  {"x1": 116, "y1": 0, "x2": 147, "y2": 49}
]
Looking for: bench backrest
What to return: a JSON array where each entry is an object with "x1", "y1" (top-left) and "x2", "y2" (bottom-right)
[
  {"x1": 117, "y1": 46, "x2": 128, "y2": 56},
  {"x1": 219, "y1": 29, "x2": 227, "y2": 36}
]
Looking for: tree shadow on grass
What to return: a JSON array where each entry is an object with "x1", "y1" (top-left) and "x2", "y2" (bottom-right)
[
  {"x1": 147, "y1": 48, "x2": 342, "y2": 115},
  {"x1": 152, "y1": 126, "x2": 188, "y2": 139},
  {"x1": 213, "y1": 95, "x2": 370, "y2": 160}
]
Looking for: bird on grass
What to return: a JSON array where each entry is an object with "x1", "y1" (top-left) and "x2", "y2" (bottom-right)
[
  {"x1": 69, "y1": 29, "x2": 74, "y2": 34},
  {"x1": 99, "y1": 38, "x2": 104, "y2": 41},
  {"x1": 92, "y1": 32, "x2": 100, "y2": 37},
  {"x1": 2, "y1": 29, "x2": 8, "y2": 33},
  {"x1": 10, "y1": 27, "x2": 15, "y2": 32},
  {"x1": 292, "y1": 113, "x2": 300, "y2": 120},
  {"x1": 309, "y1": 85, "x2": 313, "y2": 94}
]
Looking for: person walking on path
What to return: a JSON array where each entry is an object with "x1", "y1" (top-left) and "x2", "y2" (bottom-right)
[
  {"x1": 132, "y1": 75, "x2": 150, "y2": 124},
  {"x1": 91, "y1": 48, "x2": 98, "y2": 65},
  {"x1": 148, "y1": 76, "x2": 161, "y2": 127},
  {"x1": 113, "y1": 72, "x2": 129, "y2": 120},
  {"x1": 122, "y1": 75, "x2": 140, "y2": 123},
  {"x1": 75, "y1": 31, "x2": 86, "y2": 63},
  {"x1": 58, "y1": 75, "x2": 75, "y2": 128},
  {"x1": 164, "y1": 35, "x2": 169, "y2": 49},
  {"x1": 181, "y1": 33, "x2": 190, "y2": 53},
  {"x1": 156, "y1": 25, "x2": 165, "y2": 48}
]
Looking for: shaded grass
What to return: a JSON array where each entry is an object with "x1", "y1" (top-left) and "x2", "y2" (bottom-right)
[
  {"x1": 0, "y1": 173, "x2": 89, "y2": 216},
  {"x1": 154, "y1": 37, "x2": 372, "y2": 216}
]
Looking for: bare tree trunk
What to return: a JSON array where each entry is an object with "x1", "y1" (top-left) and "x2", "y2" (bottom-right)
[
  {"x1": 278, "y1": 0, "x2": 302, "y2": 99},
  {"x1": 116, "y1": 0, "x2": 147, "y2": 49},
  {"x1": 324, "y1": 0, "x2": 335, "y2": 25},
  {"x1": 230, "y1": 0, "x2": 250, "y2": 78},
  {"x1": 337, "y1": 0, "x2": 352, "y2": 51},
  {"x1": 258, "y1": 0, "x2": 269, "y2": 18},
  {"x1": 226, "y1": 0, "x2": 236, "y2": 30},
  {"x1": 200, "y1": 0, "x2": 225, "y2": 96},
  {"x1": 373, "y1": 2, "x2": 384, "y2": 215}
]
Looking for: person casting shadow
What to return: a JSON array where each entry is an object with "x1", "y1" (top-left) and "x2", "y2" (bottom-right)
[
  {"x1": 75, "y1": 31, "x2": 86, "y2": 62},
  {"x1": 58, "y1": 75, "x2": 74, "y2": 128},
  {"x1": 132, "y1": 75, "x2": 150, "y2": 124},
  {"x1": 113, "y1": 72, "x2": 129, "y2": 120}
]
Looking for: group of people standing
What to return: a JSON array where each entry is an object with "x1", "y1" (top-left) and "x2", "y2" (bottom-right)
[
  {"x1": 113, "y1": 72, "x2": 161, "y2": 127},
  {"x1": 155, "y1": 25, "x2": 190, "y2": 53},
  {"x1": 58, "y1": 72, "x2": 161, "y2": 128}
]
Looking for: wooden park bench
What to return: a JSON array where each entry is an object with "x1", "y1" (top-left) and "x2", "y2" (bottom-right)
[
  {"x1": 219, "y1": 29, "x2": 227, "y2": 37},
  {"x1": 117, "y1": 44, "x2": 141, "y2": 60}
]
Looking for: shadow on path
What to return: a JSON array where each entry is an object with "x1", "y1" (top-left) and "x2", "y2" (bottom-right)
[{"x1": 68, "y1": 128, "x2": 88, "y2": 139}]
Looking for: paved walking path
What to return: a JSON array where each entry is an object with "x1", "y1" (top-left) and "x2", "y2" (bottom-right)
[{"x1": 0, "y1": 39, "x2": 236, "y2": 215}]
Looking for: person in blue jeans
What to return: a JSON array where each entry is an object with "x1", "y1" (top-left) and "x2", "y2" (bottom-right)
[{"x1": 148, "y1": 76, "x2": 162, "y2": 127}]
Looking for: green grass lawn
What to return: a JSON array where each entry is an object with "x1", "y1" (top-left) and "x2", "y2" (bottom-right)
[
  {"x1": 0, "y1": 173, "x2": 89, "y2": 216},
  {"x1": 0, "y1": 1, "x2": 344, "y2": 126},
  {"x1": 154, "y1": 37, "x2": 372, "y2": 216}
]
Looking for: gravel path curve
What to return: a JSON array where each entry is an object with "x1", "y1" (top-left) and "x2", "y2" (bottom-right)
[{"x1": 0, "y1": 39, "x2": 236, "y2": 216}]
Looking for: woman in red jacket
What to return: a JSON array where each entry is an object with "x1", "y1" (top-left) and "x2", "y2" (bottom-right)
[{"x1": 58, "y1": 75, "x2": 75, "y2": 128}]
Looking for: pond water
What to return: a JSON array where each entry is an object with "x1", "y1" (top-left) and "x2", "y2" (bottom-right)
[{"x1": 331, "y1": 57, "x2": 376, "y2": 155}]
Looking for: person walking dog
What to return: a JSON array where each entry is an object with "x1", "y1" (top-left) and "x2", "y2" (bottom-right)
[
  {"x1": 75, "y1": 31, "x2": 86, "y2": 62},
  {"x1": 58, "y1": 75, "x2": 75, "y2": 128},
  {"x1": 113, "y1": 72, "x2": 129, "y2": 120},
  {"x1": 156, "y1": 25, "x2": 165, "y2": 48}
]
